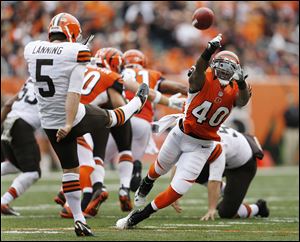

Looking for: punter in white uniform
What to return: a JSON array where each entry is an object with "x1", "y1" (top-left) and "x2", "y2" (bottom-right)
[
  {"x1": 23, "y1": 12, "x2": 148, "y2": 237},
  {"x1": 1, "y1": 79, "x2": 41, "y2": 216}
]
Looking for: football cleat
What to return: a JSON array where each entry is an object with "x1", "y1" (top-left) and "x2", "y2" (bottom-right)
[
  {"x1": 54, "y1": 191, "x2": 66, "y2": 207},
  {"x1": 134, "y1": 178, "x2": 153, "y2": 207},
  {"x1": 119, "y1": 186, "x2": 133, "y2": 212},
  {"x1": 74, "y1": 220, "x2": 94, "y2": 236},
  {"x1": 116, "y1": 209, "x2": 140, "y2": 229},
  {"x1": 84, "y1": 187, "x2": 109, "y2": 217},
  {"x1": 255, "y1": 199, "x2": 270, "y2": 218},
  {"x1": 130, "y1": 160, "x2": 143, "y2": 192},
  {"x1": 134, "y1": 83, "x2": 149, "y2": 114},
  {"x1": 1, "y1": 204, "x2": 20, "y2": 216},
  {"x1": 60, "y1": 204, "x2": 73, "y2": 219}
]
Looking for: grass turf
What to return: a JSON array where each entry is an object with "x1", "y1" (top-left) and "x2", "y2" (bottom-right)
[{"x1": 1, "y1": 166, "x2": 299, "y2": 241}]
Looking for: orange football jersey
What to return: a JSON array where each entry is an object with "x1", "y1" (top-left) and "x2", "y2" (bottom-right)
[
  {"x1": 183, "y1": 67, "x2": 239, "y2": 141},
  {"x1": 124, "y1": 67, "x2": 163, "y2": 123},
  {"x1": 80, "y1": 66, "x2": 123, "y2": 105}
]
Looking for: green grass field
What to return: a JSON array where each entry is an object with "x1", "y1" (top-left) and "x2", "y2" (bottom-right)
[{"x1": 1, "y1": 166, "x2": 299, "y2": 241}]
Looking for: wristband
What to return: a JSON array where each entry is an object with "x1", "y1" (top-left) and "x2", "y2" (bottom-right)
[
  {"x1": 237, "y1": 81, "x2": 247, "y2": 90},
  {"x1": 153, "y1": 91, "x2": 162, "y2": 104},
  {"x1": 201, "y1": 48, "x2": 215, "y2": 62}
]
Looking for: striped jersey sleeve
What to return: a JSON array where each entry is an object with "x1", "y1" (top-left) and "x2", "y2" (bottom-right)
[{"x1": 77, "y1": 49, "x2": 91, "y2": 63}]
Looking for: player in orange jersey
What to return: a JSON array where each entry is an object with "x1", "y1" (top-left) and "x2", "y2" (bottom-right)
[
  {"x1": 98, "y1": 48, "x2": 187, "y2": 211},
  {"x1": 105, "y1": 49, "x2": 188, "y2": 194},
  {"x1": 116, "y1": 33, "x2": 251, "y2": 229}
]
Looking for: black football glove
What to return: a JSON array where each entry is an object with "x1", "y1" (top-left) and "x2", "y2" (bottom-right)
[
  {"x1": 201, "y1": 33, "x2": 222, "y2": 61},
  {"x1": 207, "y1": 34, "x2": 222, "y2": 53}
]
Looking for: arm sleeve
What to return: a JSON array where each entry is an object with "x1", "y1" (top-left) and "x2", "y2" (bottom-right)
[{"x1": 68, "y1": 64, "x2": 86, "y2": 94}]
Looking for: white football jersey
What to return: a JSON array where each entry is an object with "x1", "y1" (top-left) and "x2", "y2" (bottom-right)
[
  {"x1": 24, "y1": 40, "x2": 90, "y2": 129},
  {"x1": 218, "y1": 125, "x2": 253, "y2": 169},
  {"x1": 7, "y1": 79, "x2": 41, "y2": 130}
]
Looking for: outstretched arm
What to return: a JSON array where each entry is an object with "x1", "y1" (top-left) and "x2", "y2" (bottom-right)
[
  {"x1": 201, "y1": 180, "x2": 221, "y2": 221},
  {"x1": 158, "y1": 80, "x2": 188, "y2": 95},
  {"x1": 189, "y1": 34, "x2": 222, "y2": 93}
]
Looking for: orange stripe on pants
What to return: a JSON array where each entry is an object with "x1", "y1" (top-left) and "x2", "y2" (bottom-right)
[
  {"x1": 148, "y1": 161, "x2": 160, "y2": 179},
  {"x1": 207, "y1": 144, "x2": 222, "y2": 164},
  {"x1": 153, "y1": 185, "x2": 182, "y2": 210}
]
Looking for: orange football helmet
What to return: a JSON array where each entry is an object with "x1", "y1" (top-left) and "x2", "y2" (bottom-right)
[
  {"x1": 94, "y1": 47, "x2": 124, "y2": 73},
  {"x1": 123, "y1": 49, "x2": 146, "y2": 68},
  {"x1": 48, "y1": 13, "x2": 82, "y2": 43},
  {"x1": 211, "y1": 50, "x2": 240, "y2": 85}
]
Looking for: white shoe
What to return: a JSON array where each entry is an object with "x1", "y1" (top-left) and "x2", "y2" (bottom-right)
[
  {"x1": 116, "y1": 210, "x2": 136, "y2": 230},
  {"x1": 134, "y1": 188, "x2": 146, "y2": 207}
]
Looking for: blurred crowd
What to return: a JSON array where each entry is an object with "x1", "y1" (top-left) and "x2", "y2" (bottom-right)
[{"x1": 1, "y1": 1, "x2": 299, "y2": 80}]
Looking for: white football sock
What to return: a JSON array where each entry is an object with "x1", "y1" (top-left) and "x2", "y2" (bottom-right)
[
  {"x1": 107, "y1": 97, "x2": 141, "y2": 127},
  {"x1": 118, "y1": 151, "x2": 133, "y2": 188},
  {"x1": 91, "y1": 163, "x2": 105, "y2": 185},
  {"x1": 12, "y1": 171, "x2": 39, "y2": 196},
  {"x1": 237, "y1": 203, "x2": 259, "y2": 218},
  {"x1": 62, "y1": 173, "x2": 85, "y2": 223},
  {"x1": 1, "y1": 191, "x2": 14, "y2": 204},
  {"x1": 1, "y1": 171, "x2": 40, "y2": 205}
]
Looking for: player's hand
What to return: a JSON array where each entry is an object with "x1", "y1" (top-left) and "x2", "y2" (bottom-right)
[
  {"x1": 56, "y1": 124, "x2": 72, "y2": 142},
  {"x1": 168, "y1": 93, "x2": 186, "y2": 110},
  {"x1": 207, "y1": 33, "x2": 222, "y2": 53},
  {"x1": 171, "y1": 200, "x2": 182, "y2": 213},
  {"x1": 232, "y1": 65, "x2": 248, "y2": 84},
  {"x1": 201, "y1": 209, "x2": 217, "y2": 221}
]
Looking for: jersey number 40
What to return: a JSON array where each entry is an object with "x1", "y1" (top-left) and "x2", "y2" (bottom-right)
[{"x1": 192, "y1": 101, "x2": 229, "y2": 127}]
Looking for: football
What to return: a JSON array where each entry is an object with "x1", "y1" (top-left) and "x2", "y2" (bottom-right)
[{"x1": 192, "y1": 7, "x2": 214, "y2": 30}]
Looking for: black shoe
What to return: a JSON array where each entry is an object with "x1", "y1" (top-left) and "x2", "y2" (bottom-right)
[
  {"x1": 119, "y1": 186, "x2": 132, "y2": 212},
  {"x1": 255, "y1": 199, "x2": 270, "y2": 218},
  {"x1": 138, "y1": 177, "x2": 154, "y2": 197},
  {"x1": 74, "y1": 221, "x2": 94, "y2": 236},
  {"x1": 130, "y1": 160, "x2": 142, "y2": 192},
  {"x1": 54, "y1": 191, "x2": 66, "y2": 207},
  {"x1": 134, "y1": 83, "x2": 149, "y2": 114},
  {"x1": 116, "y1": 204, "x2": 155, "y2": 229},
  {"x1": 134, "y1": 178, "x2": 154, "y2": 207},
  {"x1": 84, "y1": 187, "x2": 109, "y2": 217}
]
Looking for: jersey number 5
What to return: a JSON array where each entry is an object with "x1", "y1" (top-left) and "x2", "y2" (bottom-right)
[
  {"x1": 192, "y1": 101, "x2": 229, "y2": 127},
  {"x1": 36, "y1": 59, "x2": 55, "y2": 97}
]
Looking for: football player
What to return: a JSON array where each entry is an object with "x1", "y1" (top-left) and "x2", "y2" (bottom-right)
[
  {"x1": 171, "y1": 125, "x2": 269, "y2": 220},
  {"x1": 24, "y1": 12, "x2": 148, "y2": 236},
  {"x1": 55, "y1": 47, "x2": 185, "y2": 215},
  {"x1": 57, "y1": 48, "x2": 136, "y2": 216},
  {"x1": 99, "y1": 48, "x2": 187, "y2": 211},
  {"x1": 1, "y1": 79, "x2": 41, "y2": 216},
  {"x1": 104, "y1": 49, "x2": 188, "y2": 194},
  {"x1": 116, "y1": 33, "x2": 251, "y2": 229}
]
